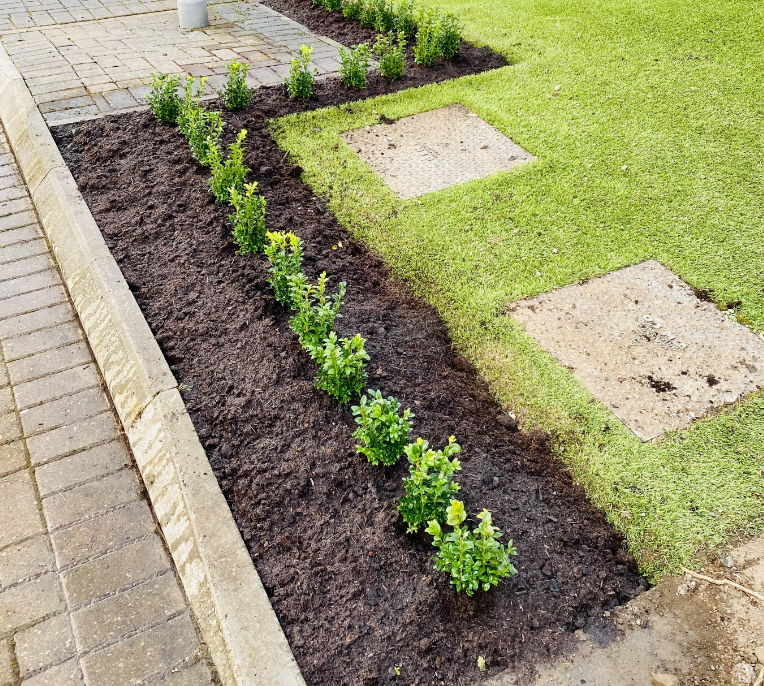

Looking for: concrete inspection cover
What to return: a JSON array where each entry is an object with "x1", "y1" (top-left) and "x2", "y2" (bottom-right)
[
  {"x1": 341, "y1": 103, "x2": 535, "y2": 199},
  {"x1": 509, "y1": 261, "x2": 764, "y2": 441}
]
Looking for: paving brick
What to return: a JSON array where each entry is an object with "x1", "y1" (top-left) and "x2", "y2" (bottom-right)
[
  {"x1": 0, "y1": 270, "x2": 60, "y2": 303},
  {"x1": 42, "y1": 468, "x2": 140, "y2": 530},
  {"x1": 20, "y1": 387, "x2": 109, "y2": 436},
  {"x1": 0, "y1": 196, "x2": 32, "y2": 218},
  {"x1": 0, "y1": 303, "x2": 75, "y2": 339},
  {"x1": 0, "y1": 239, "x2": 47, "y2": 266},
  {"x1": 0, "y1": 211, "x2": 37, "y2": 232},
  {"x1": 0, "y1": 287, "x2": 68, "y2": 323},
  {"x1": 2, "y1": 321, "x2": 84, "y2": 363},
  {"x1": 15, "y1": 613, "x2": 75, "y2": 677},
  {"x1": 0, "y1": 361, "x2": 7, "y2": 389},
  {"x1": 0, "y1": 536, "x2": 53, "y2": 589},
  {"x1": 27, "y1": 412, "x2": 117, "y2": 466},
  {"x1": 14, "y1": 364, "x2": 99, "y2": 411},
  {"x1": 0, "y1": 387, "x2": 13, "y2": 414},
  {"x1": 0, "y1": 412, "x2": 21, "y2": 446},
  {"x1": 0, "y1": 254, "x2": 54, "y2": 283},
  {"x1": 0, "y1": 573, "x2": 63, "y2": 634},
  {"x1": 0, "y1": 184, "x2": 29, "y2": 203},
  {"x1": 7, "y1": 342, "x2": 91, "y2": 385},
  {"x1": 62, "y1": 534, "x2": 170, "y2": 608},
  {"x1": 101, "y1": 87, "x2": 138, "y2": 108},
  {"x1": 160, "y1": 660, "x2": 214, "y2": 686},
  {"x1": 0, "y1": 640, "x2": 12, "y2": 686},
  {"x1": 71, "y1": 572, "x2": 185, "y2": 652},
  {"x1": 0, "y1": 471, "x2": 44, "y2": 550},
  {"x1": 52, "y1": 499, "x2": 154, "y2": 568},
  {"x1": 81, "y1": 613, "x2": 198, "y2": 686},
  {"x1": 21, "y1": 658, "x2": 84, "y2": 686},
  {"x1": 0, "y1": 224, "x2": 39, "y2": 249},
  {"x1": 35, "y1": 439, "x2": 129, "y2": 497},
  {"x1": 0, "y1": 440, "x2": 26, "y2": 477}
]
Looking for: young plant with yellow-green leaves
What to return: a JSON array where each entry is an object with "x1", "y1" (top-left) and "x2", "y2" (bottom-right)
[
  {"x1": 398, "y1": 436, "x2": 461, "y2": 532},
  {"x1": 426, "y1": 500, "x2": 517, "y2": 596}
]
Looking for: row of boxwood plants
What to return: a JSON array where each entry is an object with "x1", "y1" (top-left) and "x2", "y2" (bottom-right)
[
  {"x1": 146, "y1": 65, "x2": 517, "y2": 597},
  {"x1": 285, "y1": 0, "x2": 464, "y2": 95}
]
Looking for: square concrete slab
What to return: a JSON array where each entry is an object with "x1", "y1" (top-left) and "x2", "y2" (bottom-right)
[
  {"x1": 509, "y1": 261, "x2": 764, "y2": 440},
  {"x1": 341, "y1": 103, "x2": 535, "y2": 199}
]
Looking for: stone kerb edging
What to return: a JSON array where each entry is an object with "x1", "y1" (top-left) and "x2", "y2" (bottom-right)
[{"x1": 0, "y1": 46, "x2": 306, "y2": 686}]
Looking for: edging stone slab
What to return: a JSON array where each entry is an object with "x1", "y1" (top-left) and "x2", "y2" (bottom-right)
[
  {"x1": 0, "y1": 45, "x2": 306, "y2": 686},
  {"x1": 129, "y1": 389, "x2": 304, "y2": 686}
]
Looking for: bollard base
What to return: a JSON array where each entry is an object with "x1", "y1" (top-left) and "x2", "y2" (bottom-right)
[{"x1": 178, "y1": 0, "x2": 209, "y2": 28}]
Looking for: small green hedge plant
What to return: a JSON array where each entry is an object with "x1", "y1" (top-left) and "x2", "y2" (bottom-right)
[
  {"x1": 375, "y1": 32, "x2": 405, "y2": 80},
  {"x1": 182, "y1": 108, "x2": 223, "y2": 167},
  {"x1": 286, "y1": 45, "x2": 317, "y2": 99},
  {"x1": 288, "y1": 272, "x2": 346, "y2": 349},
  {"x1": 308, "y1": 332, "x2": 369, "y2": 404},
  {"x1": 413, "y1": 8, "x2": 440, "y2": 66},
  {"x1": 372, "y1": 0, "x2": 396, "y2": 32},
  {"x1": 395, "y1": 0, "x2": 416, "y2": 39},
  {"x1": 208, "y1": 129, "x2": 249, "y2": 203},
  {"x1": 438, "y1": 12, "x2": 462, "y2": 58},
  {"x1": 229, "y1": 183, "x2": 267, "y2": 254},
  {"x1": 147, "y1": 73, "x2": 182, "y2": 122},
  {"x1": 219, "y1": 59, "x2": 254, "y2": 110},
  {"x1": 352, "y1": 390, "x2": 414, "y2": 466},
  {"x1": 264, "y1": 231, "x2": 303, "y2": 307},
  {"x1": 315, "y1": 0, "x2": 342, "y2": 10},
  {"x1": 339, "y1": 43, "x2": 372, "y2": 88},
  {"x1": 177, "y1": 76, "x2": 208, "y2": 132},
  {"x1": 426, "y1": 500, "x2": 517, "y2": 596},
  {"x1": 398, "y1": 436, "x2": 461, "y2": 532},
  {"x1": 343, "y1": 0, "x2": 364, "y2": 19}
]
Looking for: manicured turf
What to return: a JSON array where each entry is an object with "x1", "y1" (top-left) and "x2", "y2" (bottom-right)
[{"x1": 271, "y1": 0, "x2": 764, "y2": 580}]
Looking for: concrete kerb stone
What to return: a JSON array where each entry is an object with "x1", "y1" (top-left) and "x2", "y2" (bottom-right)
[
  {"x1": 129, "y1": 389, "x2": 305, "y2": 686},
  {"x1": 0, "y1": 43, "x2": 306, "y2": 686}
]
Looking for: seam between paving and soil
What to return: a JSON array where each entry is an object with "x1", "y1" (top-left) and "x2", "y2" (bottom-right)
[{"x1": 0, "y1": 43, "x2": 306, "y2": 686}]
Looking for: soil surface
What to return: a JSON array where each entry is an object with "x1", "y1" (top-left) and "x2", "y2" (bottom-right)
[{"x1": 54, "y1": 52, "x2": 645, "y2": 686}]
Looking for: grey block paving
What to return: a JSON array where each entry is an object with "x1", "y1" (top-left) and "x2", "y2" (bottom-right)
[
  {"x1": 0, "y1": 127, "x2": 214, "y2": 684},
  {"x1": 1, "y1": 1, "x2": 344, "y2": 123}
]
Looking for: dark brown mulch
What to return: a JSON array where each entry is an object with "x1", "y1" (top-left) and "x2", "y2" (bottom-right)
[{"x1": 52, "y1": 47, "x2": 645, "y2": 686}]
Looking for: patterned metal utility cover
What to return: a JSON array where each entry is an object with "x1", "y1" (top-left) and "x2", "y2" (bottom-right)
[
  {"x1": 341, "y1": 103, "x2": 535, "y2": 199},
  {"x1": 509, "y1": 261, "x2": 764, "y2": 441}
]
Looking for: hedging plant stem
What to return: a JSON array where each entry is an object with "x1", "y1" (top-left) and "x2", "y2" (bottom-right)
[
  {"x1": 208, "y1": 128, "x2": 249, "y2": 203},
  {"x1": 146, "y1": 73, "x2": 182, "y2": 122},
  {"x1": 352, "y1": 390, "x2": 414, "y2": 465},
  {"x1": 219, "y1": 59, "x2": 254, "y2": 110},
  {"x1": 398, "y1": 436, "x2": 461, "y2": 533},
  {"x1": 229, "y1": 183, "x2": 267, "y2": 254},
  {"x1": 426, "y1": 500, "x2": 517, "y2": 595},
  {"x1": 265, "y1": 231, "x2": 304, "y2": 307},
  {"x1": 308, "y1": 332, "x2": 369, "y2": 404},
  {"x1": 286, "y1": 45, "x2": 317, "y2": 99},
  {"x1": 339, "y1": 43, "x2": 372, "y2": 88},
  {"x1": 288, "y1": 271, "x2": 346, "y2": 349},
  {"x1": 375, "y1": 32, "x2": 406, "y2": 80}
]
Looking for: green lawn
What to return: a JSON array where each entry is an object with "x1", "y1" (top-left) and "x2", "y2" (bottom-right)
[{"x1": 271, "y1": 0, "x2": 764, "y2": 580}]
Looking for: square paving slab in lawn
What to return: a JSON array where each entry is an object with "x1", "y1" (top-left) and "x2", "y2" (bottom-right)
[
  {"x1": 509, "y1": 261, "x2": 764, "y2": 440},
  {"x1": 341, "y1": 103, "x2": 535, "y2": 199}
]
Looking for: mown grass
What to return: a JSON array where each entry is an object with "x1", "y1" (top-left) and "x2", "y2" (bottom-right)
[{"x1": 271, "y1": 0, "x2": 764, "y2": 580}]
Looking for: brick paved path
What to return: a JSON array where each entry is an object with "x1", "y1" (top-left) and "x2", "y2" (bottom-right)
[
  {"x1": 0, "y1": 126, "x2": 215, "y2": 685},
  {"x1": 1, "y1": 1, "x2": 343, "y2": 125}
]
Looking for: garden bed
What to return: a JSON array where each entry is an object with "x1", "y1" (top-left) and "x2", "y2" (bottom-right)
[{"x1": 53, "y1": 40, "x2": 645, "y2": 686}]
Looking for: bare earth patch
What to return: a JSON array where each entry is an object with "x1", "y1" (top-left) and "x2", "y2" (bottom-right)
[{"x1": 509, "y1": 261, "x2": 764, "y2": 440}]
